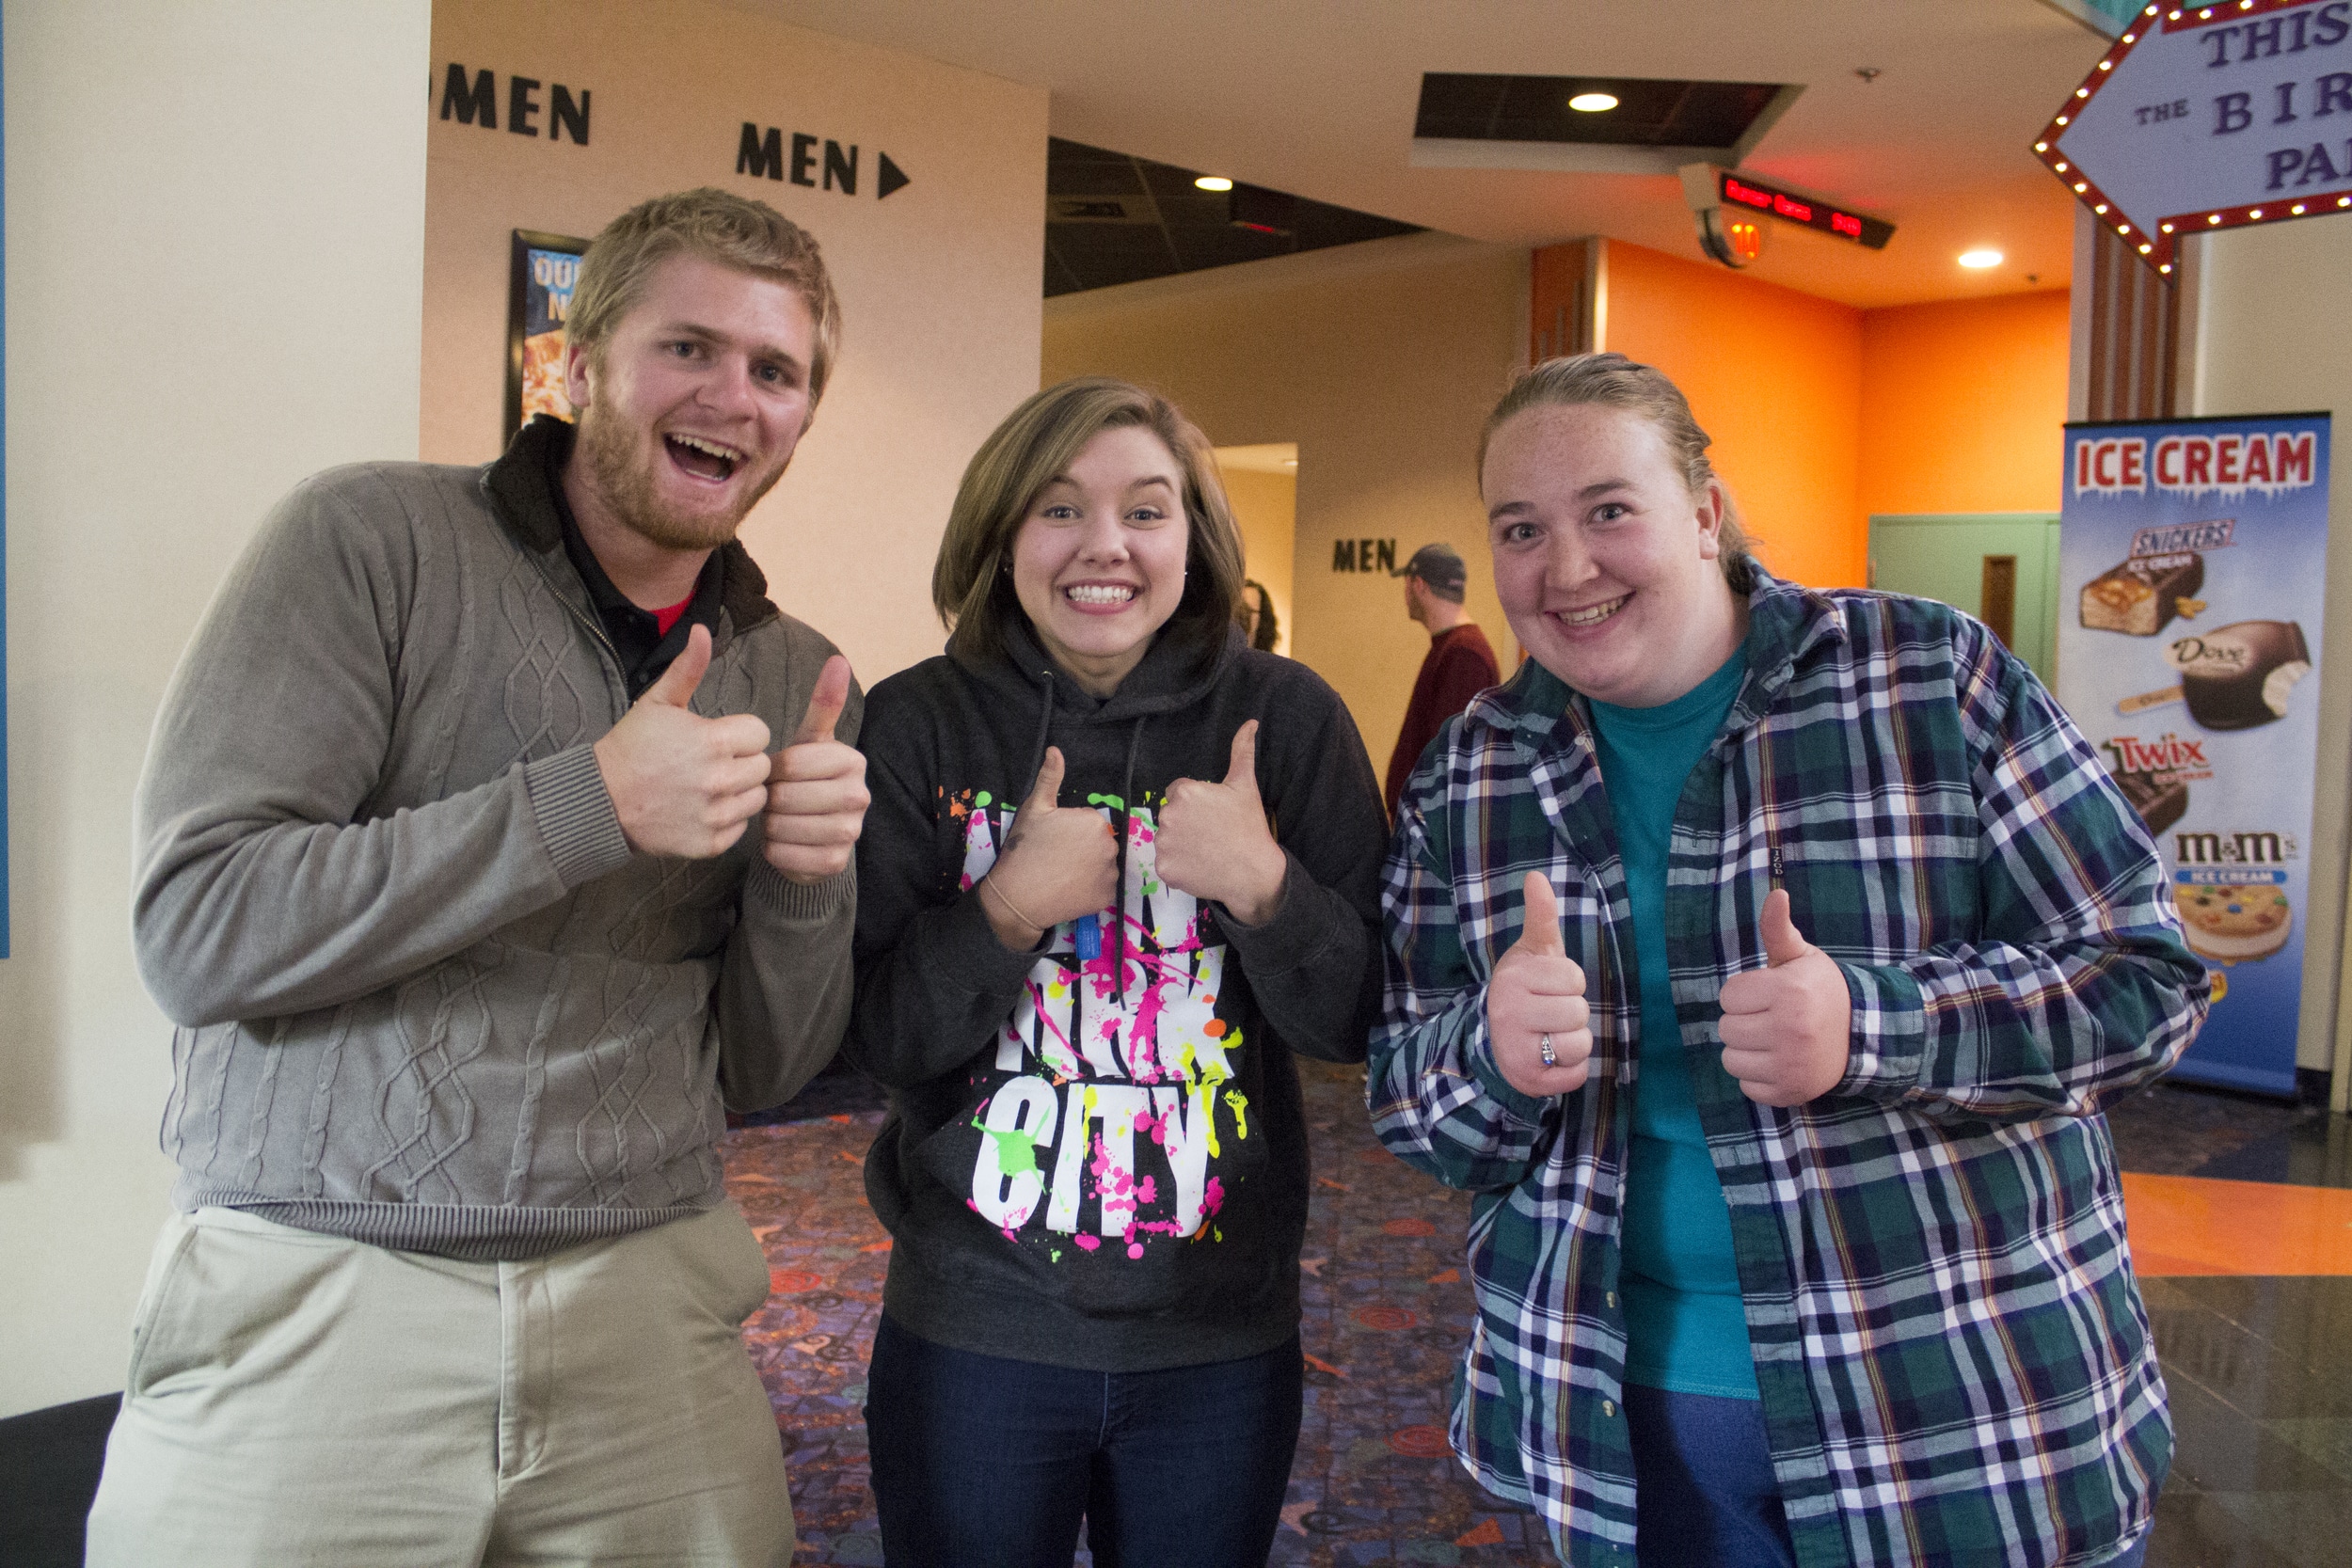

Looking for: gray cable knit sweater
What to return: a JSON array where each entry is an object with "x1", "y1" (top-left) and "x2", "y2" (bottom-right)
[{"x1": 132, "y1": 418, "x2": 859, "y2": 1259}]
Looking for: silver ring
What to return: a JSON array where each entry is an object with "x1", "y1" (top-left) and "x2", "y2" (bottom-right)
[{"x1": 1538, "y1": 1032, "x2": 1557, "y2": 1068}]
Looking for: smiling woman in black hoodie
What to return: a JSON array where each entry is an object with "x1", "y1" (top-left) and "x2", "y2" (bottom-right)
[{"x1": 847, "y1": 378, "x2": 1388, "y2": 1566}]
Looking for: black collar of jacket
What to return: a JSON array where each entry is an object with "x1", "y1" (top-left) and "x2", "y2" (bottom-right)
[{"x1": 482, "y1": 414, "x2": 782, "y2": 636}]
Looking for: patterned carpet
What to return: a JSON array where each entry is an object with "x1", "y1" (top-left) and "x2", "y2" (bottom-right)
[{"x1": 726, "y1": 1056, "x2": 1551, "y2": 1567}]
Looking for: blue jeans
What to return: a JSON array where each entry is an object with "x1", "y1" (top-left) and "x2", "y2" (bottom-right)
[
  {"x1": 864, "y1": 1314, "x2": 1303, "y2": 1568},
  {"x1": 1621, "y1": 1384, "x2": 2152, "y2": 1568},
  {"x1": 1625, "y1": 1384, "x2": 1795, "y2": 1568}
]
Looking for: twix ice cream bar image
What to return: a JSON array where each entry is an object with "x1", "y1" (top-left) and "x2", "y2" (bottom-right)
[{"x1": 2116, "y1": 620, "x2": 2312, "y2": 731}]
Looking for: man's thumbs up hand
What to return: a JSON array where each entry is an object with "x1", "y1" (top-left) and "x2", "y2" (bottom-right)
[
  {"x1": 761, "y1": 654, "x2": 870, "y2": 885},
  {"x1": 1155, "y1": 720, "x2": 1288, "y2": 927},
  {"x1": 1718, "y1": 888, "x2": 1852, "y2": 1107},
  {"x1": 790, "y1": 654, "x2": 850, "y2": 746},
  {"x1": 1486, "y1": 872, "x2": 1592, "y2": 1098},
  {"x1": 642, "y1": 620, "x2": 713, "y2": 707},
  {"x1": 978, "y1": 747, "x2": 1119, "y2": 951},
  {"x1": 594, "y1": 624, "x2": 773, "y2": 859}
]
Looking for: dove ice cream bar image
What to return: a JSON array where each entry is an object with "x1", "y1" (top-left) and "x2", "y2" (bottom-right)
[
  {"x1": 2118, "y1": 620, "x2": 2314, "y2": 726},
  {"x1": 2163, "y1": 621, "x2": 2312, "y2": 731},
  {"x1": 2079, "y1": 551, "x2": 2205, "y2": 637}
]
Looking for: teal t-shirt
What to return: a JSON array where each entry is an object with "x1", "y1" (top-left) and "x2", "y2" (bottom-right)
[{"x1": 1588, "y1": 648, "x2": 1758, "y2": 1400}]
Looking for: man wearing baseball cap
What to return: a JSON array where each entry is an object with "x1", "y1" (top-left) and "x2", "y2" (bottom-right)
[{"x1": 1384, "y1": 542, "x2": 1500, "y2": 816}]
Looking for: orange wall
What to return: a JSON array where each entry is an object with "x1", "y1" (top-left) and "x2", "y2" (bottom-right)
[
  {"x1": 1551, "y1": 242, "x2": 2073, "y2": 590},
  {"x1": 1858, "y1": 291, "x2": 2071, "y2": 519},
  {"x1": 1601, "y1": 241, "x2": 1867, "y2": 588}
]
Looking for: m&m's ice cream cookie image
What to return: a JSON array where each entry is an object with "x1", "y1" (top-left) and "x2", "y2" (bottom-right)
[{"x1": 2174, "y1": 882, "x2": 2293, "y2": 964}]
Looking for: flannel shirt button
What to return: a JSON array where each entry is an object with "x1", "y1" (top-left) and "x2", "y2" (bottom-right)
[
  {"x1": 1606, "y1": 1291, "x2": 1617, "y2": 1309},
  {"x1": 1602, "y1": 1399, "x2": 1615, "y2": 1418}
]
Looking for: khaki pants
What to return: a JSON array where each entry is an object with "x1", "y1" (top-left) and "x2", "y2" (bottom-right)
[{"x1": 86, "y1": 1203, "x2": 793, "y2": 1567}]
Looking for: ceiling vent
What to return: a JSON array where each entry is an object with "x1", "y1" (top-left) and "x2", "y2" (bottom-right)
[
  {"x1": 1411, "y1": 72, "x2": 1803, "y2": 176},
  {"x1": 1045, "y1": 138, "x2": 1420, "y2": 296}
]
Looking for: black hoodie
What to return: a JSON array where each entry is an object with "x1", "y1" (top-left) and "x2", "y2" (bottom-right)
[{"x1": 847, "y1": 617, "x2": 1388, "y2": 1372}]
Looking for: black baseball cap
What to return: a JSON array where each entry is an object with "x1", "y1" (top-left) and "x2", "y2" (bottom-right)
[{"x1": 1392, "y1": 543, "x2": 1467, "y2": 601}]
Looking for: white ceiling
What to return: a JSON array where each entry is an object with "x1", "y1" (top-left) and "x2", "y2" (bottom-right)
[{"x1": 734, "y1": 0, "x2": 2109, "y2": 309}]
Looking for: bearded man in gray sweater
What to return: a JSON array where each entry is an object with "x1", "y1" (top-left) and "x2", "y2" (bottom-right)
[{"x1": 86, "y1": 189, "x2": 869, "y2": 1567}]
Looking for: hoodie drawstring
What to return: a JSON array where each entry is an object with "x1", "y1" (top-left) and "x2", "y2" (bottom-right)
[
  {"x1": 1023, "y1": 667, "x2": 1057, "y2": 796},
  {"x1": 1020, "y1": 665, "x2": 1154, "y2": 1007},
  {"x1": 1113, "y1": 714, "x2": 1147, "y2": 1006},
  {"x1": 1018, "y1": 665, "x2": 1152, "y2": 1007}
]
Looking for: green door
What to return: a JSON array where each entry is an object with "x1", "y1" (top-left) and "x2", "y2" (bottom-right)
[{"x1": 1868, "y1": 514, "x2": 2062, "y2": 686}]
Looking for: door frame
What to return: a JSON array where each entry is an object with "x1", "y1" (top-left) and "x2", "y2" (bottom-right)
[{"x1": 1867, "y1": 512, "x2": 2063, "y2": 684}]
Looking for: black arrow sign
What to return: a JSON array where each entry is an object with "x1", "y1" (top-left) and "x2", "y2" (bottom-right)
[{"x1": 877, "y1": 151, "x2": 911, "y2": 200}]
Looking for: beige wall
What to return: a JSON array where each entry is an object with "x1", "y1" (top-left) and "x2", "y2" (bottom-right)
[
  {"x1": 0, "y1": 0, "x2": 432, "y2": 1415},
  {"x1": 1043, "y1": 234, "x2": 1524, "y2": 772},
  {"x1": 1217, "y1": 466, "x2": 1296, "y2": 656},
  {"x1": 2185, "y1": 214, "x2": 2352, "y2": 1094},
  {"x1": 424, "y1": 0, "x2": 1048, "y2": 682}
]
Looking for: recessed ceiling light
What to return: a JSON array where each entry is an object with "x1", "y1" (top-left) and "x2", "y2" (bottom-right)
[
  {"x1": 1567, "y1": 92, "x2": 1619, "y2": 113},
  {"x1": 1958, "y1": 248, "x2": 2003, "y2": 269},
  {"x1": 1194, "y1": 175, "x2": 1233, "y2": 192}
]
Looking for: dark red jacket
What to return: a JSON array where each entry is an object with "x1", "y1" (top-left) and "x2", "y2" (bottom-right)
[{"x1": 1383, "y1": 623, "x2": 1499, "y2": 816}]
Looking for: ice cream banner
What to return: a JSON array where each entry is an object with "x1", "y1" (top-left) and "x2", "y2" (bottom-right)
[{"x1": 2058, "y1": 413, "x2": 2330, "y2": 1096}]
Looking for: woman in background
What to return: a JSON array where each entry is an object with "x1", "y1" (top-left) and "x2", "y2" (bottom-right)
[
  {"x1": 1240, "y1": 577, "x2": 1280, "y2": 653},
  {"x1": 846, "y1": 377, "x2": 1387, "y2": 1567}
]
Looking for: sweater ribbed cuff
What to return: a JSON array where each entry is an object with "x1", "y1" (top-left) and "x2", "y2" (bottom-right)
[
  {"x1": 743, "y1": 860, "x2": 855, "y2": 921},
  {"x1": 523, "y1": 746, "x2": 634, "y2": 890}
]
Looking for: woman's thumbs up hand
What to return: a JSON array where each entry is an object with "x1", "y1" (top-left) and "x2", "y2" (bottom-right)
[
  {"x1": 979, "y1": 747, "x2": 1119, "y2": 951},
  {"x1": 1485, "y1": 873, "x2": 1593, "y2": 1098},
  {"x1": 1155, "y1": 721, "x2": 1288, "y2": 927},
  {"x1": 1717, "y1": 889, "x2": 1851, "y2": 1107}
]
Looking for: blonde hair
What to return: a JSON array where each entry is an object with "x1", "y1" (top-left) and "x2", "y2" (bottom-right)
[
  {"x1": 934, "y1": 378, "x2": 1246, "y2": 664},
  {"x1": 566, "y1": 188, "x2": 842, "y2": 404},
  {"x1": 1481, "y1": 353, "x2": 1756, "y2": 590}
]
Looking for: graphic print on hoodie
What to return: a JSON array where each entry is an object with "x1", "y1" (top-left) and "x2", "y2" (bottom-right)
[
  {"x1": 850, "y1": 621, "x2": 1388, "y2": 1370},
  {"x1": 952, "y1": 785, "x2": 1248, "y2": 1259}
]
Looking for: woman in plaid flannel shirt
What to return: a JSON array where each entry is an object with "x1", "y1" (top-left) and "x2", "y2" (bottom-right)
[{"x1": 1370, "y1": 354, "x2": 2207, "y2": 1568}]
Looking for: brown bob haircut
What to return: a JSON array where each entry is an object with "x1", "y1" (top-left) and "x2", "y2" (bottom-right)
[
  {"x1": 565, "y1": 187, "x2": 843, "y2": 405},
  {"x1": 933, "y1": 378, "x2": 1248, "y2": 665},
  {"x1": 1480, "y1": 352, "x2": 1758, "y2": 593}
]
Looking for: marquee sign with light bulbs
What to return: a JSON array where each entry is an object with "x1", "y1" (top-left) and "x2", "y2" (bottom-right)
[{"x1": 2037, "y1": 0, "x2": 2352, "y2": 277}]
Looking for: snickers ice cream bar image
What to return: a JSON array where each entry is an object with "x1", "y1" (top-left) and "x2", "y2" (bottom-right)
[
  {"x1": 2121, "y1": 620, "x2": 2314, "y2": 730},
  {"x1": 2080, "y1": 551, "x2": 2205, "y2": 636}
]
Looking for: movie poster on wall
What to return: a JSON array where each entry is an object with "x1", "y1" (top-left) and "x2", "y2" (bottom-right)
[
  {"x1": 504, "y1": 230, "x2": 588, "y2": 443},
  {"x1": 2057, "y1": 414, "x2": 2330, "y2": 1097}
]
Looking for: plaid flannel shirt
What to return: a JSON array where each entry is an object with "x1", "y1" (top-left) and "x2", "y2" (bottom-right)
[{"x1": 1369, "y1": 571, "x2": 2208, "y2": 1568}]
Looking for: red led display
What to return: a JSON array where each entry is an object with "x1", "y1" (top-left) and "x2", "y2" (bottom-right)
[{"x1": 1720, "y1": 173, "x2": 1893, "y2": 249}]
